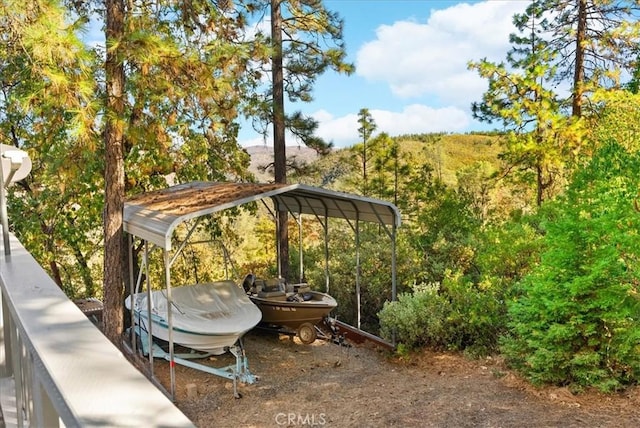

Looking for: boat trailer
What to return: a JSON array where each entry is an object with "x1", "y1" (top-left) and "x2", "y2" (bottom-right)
[
  {"x1": 328, "y1": 318, "x2": 395, "y2": 351},
  {"x1": 254, "y1": 316, "x2": 343, "y2": 345},
  {"x1": 129, "y1": 322, "x2": 256, "y2": 399},
  {"x1": 256, "y1": 316, "x2": 395, "y2": 351}
]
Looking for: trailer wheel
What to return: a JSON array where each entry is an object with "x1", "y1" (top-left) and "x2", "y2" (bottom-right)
[{"x1": 297, "y1": 323, "x2": 317, "y2": 344}]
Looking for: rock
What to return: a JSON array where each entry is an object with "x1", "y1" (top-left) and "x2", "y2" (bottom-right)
[{"x1": 186, "y1": 383, "x2": 198, "y2": 399}]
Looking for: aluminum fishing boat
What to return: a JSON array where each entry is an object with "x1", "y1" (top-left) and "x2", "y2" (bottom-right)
[{"x1": 242, "y1": 275, "x2": 337, "y2": 344}]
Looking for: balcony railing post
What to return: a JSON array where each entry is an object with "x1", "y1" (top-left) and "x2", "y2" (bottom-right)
[
  {"x1": 32, "y1": 363, "x2": 60, "y2": 428},
  {"x1": 11, "y1": 322, "x2": 25, "y2": 427},
  {"x1": 0, "y1": 290, "x2": 11, "y2": 378}
]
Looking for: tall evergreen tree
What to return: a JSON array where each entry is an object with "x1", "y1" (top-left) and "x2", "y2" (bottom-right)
[
  {"x1": 515, "y1": 0, "x2": 640, "y2": 117},
  {"x1": 103, "y1": 0, "x2": 127, "y2": 342},
  {"x1": 367, "y1": 132, "x2": 409, "y2": 204},
  {"x1": 247, "y1": 0, "x2": 352, "y2": 149},
  {"x1": 469, "y1": 3, "x2": 584, "y2": 206},
  {"x1": 357, "y1": 108, "x2": 376, "y2": 196},
  {"x1": 503, "y1": 139, "x2": 640, "y2": 391},
  {"x1": 269, "y1": 0, "x2": 289, "y2": 281},
  {"x1": 0, "y1": 1, "x2": 99, "y2": 297},
  {"x1": 245, "y1": 0, "x2": 352, "y2": 154},
  {"x1": 245, "y1": 0, "x2": 352, "y2": 280},
  {"x1": 101, "y1": 0, "x2": 262, "y2": 339},
  {"x1": 1, "y1": 0, "x2": 265, "y2": 339}
]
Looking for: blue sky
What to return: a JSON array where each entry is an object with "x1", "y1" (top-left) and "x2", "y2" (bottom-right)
[
  {"x1": 240, "y1": 0, "x2": 530, "y2": 148},
  {"x1": 83, "y1": 1, "x2": 531, "y2": 148}
]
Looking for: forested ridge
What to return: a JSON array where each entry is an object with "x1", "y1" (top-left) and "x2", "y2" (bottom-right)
[{"x1": 3, "y1": 0, "x2": 640, "y2": 394}]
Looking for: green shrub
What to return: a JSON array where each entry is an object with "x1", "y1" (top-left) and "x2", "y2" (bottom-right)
[
  {"x1": 379, "y1": 271, "x2": 508, "y2": 356},
  {"x1": 502, "y1": 141, "x2": 640, "y2": 392},
  {"x1": 378, "y1": 283, "x2": 450, "y2": 348}
]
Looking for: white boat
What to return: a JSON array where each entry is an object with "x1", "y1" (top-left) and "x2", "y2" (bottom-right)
[{"x1": 125, "y1": 280, "x2": 262, "y2": 355}]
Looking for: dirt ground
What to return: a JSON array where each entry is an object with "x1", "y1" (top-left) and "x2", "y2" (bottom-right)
[{"x1": 147, "y1": 329, "x2": 640, "y2": 428}]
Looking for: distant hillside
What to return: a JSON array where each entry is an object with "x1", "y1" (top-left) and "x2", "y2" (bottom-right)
[
  {"x1": 300, "y1": 133, "x2": 502, "y2": 189},
  {"x1": 245, "y1": 145, "x2": 319, "y2": 181},
  {"x1": 398, "y1": 134, "x2": 502, "y2": 186},
  {"x1": 245, "y1": 134, "x2": 503, "y2": 188}
]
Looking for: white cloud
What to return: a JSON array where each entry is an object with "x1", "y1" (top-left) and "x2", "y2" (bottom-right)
[
  {"x1": 312, "y1": 105, "x2": 469, "y2": 147},
  {"x1": 239, "y1": 111, "x2": 360, "y2": 148},
  {"x1": 356, "y1": 1, "x2": 529, "y2": 106},
  {"x1": 240, "y1": 105, "x2": 469, "y2": 149},
  {"x1": 372, "y1": 104, "x2": 469, "y2": 134},
  {"x1": 82, "y1": 14, "x2": 105, "y2": 49}
]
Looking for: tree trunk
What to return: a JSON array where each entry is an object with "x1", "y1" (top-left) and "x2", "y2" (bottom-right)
[
  {"x1": 103, "y1": 0, "x2": 126, "y2": 342},
  {"x1": 536, "y1": 163, "x2": 543, "y2": 207},
  {"x1": 48, "y1": 260, "x2": 63, "y2": 289},
  {"x1": 271, "y1": 0, "x2": 289, "y2": 280},
  {"x1": 572, "y1": 0, "x2": 587, "y2": 117},
  {"x1": 362, "y1": 141, "x2": 367, "y2": 196}
]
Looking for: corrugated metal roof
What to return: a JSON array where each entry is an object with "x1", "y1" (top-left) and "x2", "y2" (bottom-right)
[{"x1": 124, "y1": 181, "x2": 401, "y2": 250}]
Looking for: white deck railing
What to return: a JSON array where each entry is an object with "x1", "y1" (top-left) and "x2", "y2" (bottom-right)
[{"x1": 0, "y1": 233, "x2": 194, "y2": 427}]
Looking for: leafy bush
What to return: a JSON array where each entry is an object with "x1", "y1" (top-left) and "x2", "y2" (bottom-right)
[
  {"x1": 379, "y1": 168, "x2": 542, "y2": 356},
  {"x1": 378, "y1": 283, "x2": 449, "y2": 348},
  {"x1": 502, "y1": 141, "x2": 640, "y2": 392},
  {"x1": 379, "y1": 271, "x2": 508, "y2": 356},
  {"x1": 473, "y1": 219, "x2": 544, "y2": 284}
]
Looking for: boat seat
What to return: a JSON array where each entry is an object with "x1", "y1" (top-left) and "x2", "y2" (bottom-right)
[
  {"x1": 258, "y1": 290, "x2": 287, "y2": 300},
  {"x1": 296, "y1": 285, "x2": 311, "y2": 294}
]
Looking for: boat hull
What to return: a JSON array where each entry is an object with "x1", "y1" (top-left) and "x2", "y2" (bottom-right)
[
  {"x1": 126, "y1": 281, "x2": 262, "y2": 355},
  {"x1": 249, "y1": 290, "x2": 337, "y2": 330}
]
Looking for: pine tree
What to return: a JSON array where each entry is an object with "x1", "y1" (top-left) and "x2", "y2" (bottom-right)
[
  {"x1": 515, "y1": 0, "x2": 640, "y2": 117},
  {"x1": 357, "y1": 108, "x2": 376, "y2": 196},
  {"x1": 503, "y1": 139, "x2": 640, "y2": 391},
  {"x1": 0, "y1": 1, "x2": 99, "y2": 297},
  {"x1": 246, "y1": 0, "x2": 353, "y2": 279},
  {"x1": 469, "y1": 3, "x2": 583, "y2": 206},
  {"x1": 1, "y1": 0, "x2": 265, "y2": 339}
]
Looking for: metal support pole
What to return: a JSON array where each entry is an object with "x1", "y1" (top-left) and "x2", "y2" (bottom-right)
[
  {"x1": 355, "y1": 217, "x2": 361, "y2": 330},
  {"x1": 0, "y1": 148, "x2": 30, "y2": 256},
  {"x1": 391, "y1": 222, "x2": 398, "y2": 345},
  {"x1": 144, "y1": 242, "x2": 154, "y2": 376},
  {"x1": 323, "y1": 214, "x2": 329, "y2": 294},
  {"x1": 298, "y1": 215, "x2": 303, "y2": 282},
  {"x1": 127, "y1": 234, "x2": 135, "y2": 353},
  {"x1": 275, "y1": 206, "x2": 282, "y2": 279},
  {"x1": 164, "y1": 250, "x2": 176, "y2": 400},
  {"x1": 391, "y1": 223, "x2": 397, "y2": 302}
]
